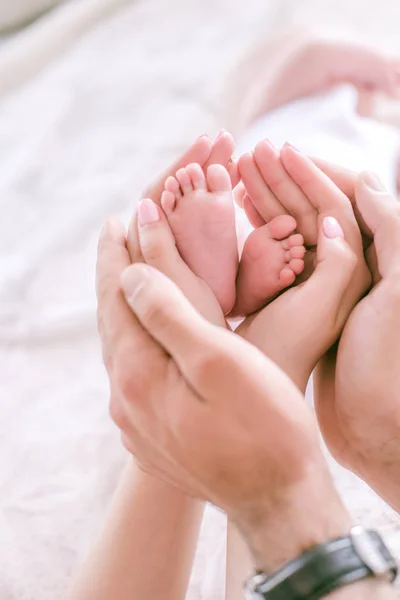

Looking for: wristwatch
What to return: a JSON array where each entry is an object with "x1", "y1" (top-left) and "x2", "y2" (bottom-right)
[{"x1": 245, "y1": 526, "x2": 398, "y2": 600}]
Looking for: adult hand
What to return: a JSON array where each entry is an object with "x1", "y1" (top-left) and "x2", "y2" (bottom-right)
[
  {"x1": 274, "y1": 156, "x2": 400, "y2": 511},
  {"x1": 236, "y1": 141, "x2": 371, "y2": 391},
  {"x1": 96, "y1": 225, "x2": 350, "y2": 570},
  {"x1": 128, "y1": 131, "x2": 238, "y2": 264},
  {"x1": 314, "y1": 171, "x2": 400, "y2": 512}
]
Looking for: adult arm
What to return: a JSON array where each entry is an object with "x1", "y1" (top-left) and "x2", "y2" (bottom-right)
[
  {"x1": 315, "y1": 171, "x2": 400, "y2": 513},
  {"x1": 65, "y1": 220, "x2": 207, "y2": 600},
  {"x1": 66, "y1": 131, "x2": 238, "y2": 600},
  {"x1": 96, "y1": 220, "x2": 397, "y2": 599}
]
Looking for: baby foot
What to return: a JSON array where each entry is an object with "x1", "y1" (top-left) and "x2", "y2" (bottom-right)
[
  {"x1": 233, "y1": 215, "x2": 305, "y2": 317},
  {"x1": 161, "y1": 163, "x2": 238, "y2": 315}
]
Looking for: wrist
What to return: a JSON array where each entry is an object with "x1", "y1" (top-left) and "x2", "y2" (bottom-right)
[
  {"x1": 327, "y1": 578, "x2": 395, "y2": 599},
  {"x1": 237, "y1": 468, "x2": 351, "y2": 573}
]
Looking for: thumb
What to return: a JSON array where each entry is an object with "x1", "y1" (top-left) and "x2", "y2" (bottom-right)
[
  {"x1": 137, "y1": 198, "x2": 202, "y2": 289},
  {"x1": 355, "y1": 172, "x2": 400, "y2": 277},
  {"x1": 136, "y1": 199, "x2": 224, "y2": 326},
  {"x1": 121, "y1": 263, "x2": 213, "y2": 370},
  {"x1": 137, "y1": 198, "x2": 181, "y2": 269},
  {"x1": 308, "y1": 217, "x2": 357, "y2": 311}
]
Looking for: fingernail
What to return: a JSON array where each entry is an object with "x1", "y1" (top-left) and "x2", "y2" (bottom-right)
[
  {"x1": 360, "y1": 171, "x2": 387, "y2": 192},
  {"x1": 214, "y1": 128, "x2": 226, "y2": 142},
  {"x1": 138, "y1": 199, "x2": 160, "y2": 227},
  {"x1": 323, "y1": 217, "x2": 345, "y2": 240},
  {"x1": 196, "y1": 133, "x2": 209, "y2": 140},
  {"x1": 283, "y1": 141, "x2": 301, "y2": 153}
]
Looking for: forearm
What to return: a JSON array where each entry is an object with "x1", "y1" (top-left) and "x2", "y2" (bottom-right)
[
  {"x1": 65, "y1": 459, "x2": 204, "y2": 600},
  {"x1": 226, "y1": 521, "x2": 254, "y2": 600},
  {"x1": 236, "y1": 465, "x2": 397, "y2": 599}
]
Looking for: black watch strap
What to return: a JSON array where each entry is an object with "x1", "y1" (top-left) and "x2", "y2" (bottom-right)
[{"x1": 246, "y1": 527, "x2": 397, "y2": 600}]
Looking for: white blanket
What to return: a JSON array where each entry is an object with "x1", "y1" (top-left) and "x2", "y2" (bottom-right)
[{"x1": 1, "y1": 1, "x2": 400, "y2": 599}]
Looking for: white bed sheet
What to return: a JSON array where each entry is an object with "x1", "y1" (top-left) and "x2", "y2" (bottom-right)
[{"x1": 1, "y1": 1, "x2": 400, "y2": 599}]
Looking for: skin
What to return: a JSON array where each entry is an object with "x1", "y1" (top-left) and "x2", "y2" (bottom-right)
[
  {"x1": 66, "y1": 134, "x2": 235, "y2": 600},
  {"x1": 122, "y1": 144, "x2": 384, "y2": 600},
  {"x1": 119, "y1": 140, "x2": 375, "y2": 600},
  {"x1": 97, "y1": 233, "x2": 352, "y2": 567},
  {"x1": 66, "y1": 139, "x2": 399, "y2": 600},
  {"x1": 241, "y1": 150, "x2": 400, "y2": 512},
  {"x1": 93, "y1": 230, "x2": 394, "y2": 599},
  {"x1": 65, "y1": 31, "x2": 400, "y2": 600},
  {"x1": 236, "y1": 142, "x2": 371, "y2": 393},
  {"x1": 312, "y1": 168, "x2": 400, "y2": 513},
  {"x1": 224, "y1": 30, "x2": 400, "y2": 137}
]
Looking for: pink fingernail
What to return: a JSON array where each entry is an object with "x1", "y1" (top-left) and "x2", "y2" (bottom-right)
[
  {"x1": 138, "y1": 199, "x2": 160, "y2": 227},
  {"x1": 196, "y1": 133, "x2": 209, "y2": 140},
  {"x1": 283, "y1": 141, "x2": 301, "y2": 153},
  {"x1": 323, "y1": 217, "x2": 345, "y2": 239}
]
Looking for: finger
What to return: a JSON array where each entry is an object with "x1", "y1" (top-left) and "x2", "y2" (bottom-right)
[
  {"x1": 128, "y1": 135, "x2": 213, "y2": 264},
  {"x1": 315, "y1": 217, "x2": 357, "y2": 295},
  {"x1": 254, "y1": 140, "x2": 317, "y2": 245},
  {"x1": 313, "y1": 348, "x2": 342, "y2": 460},
  {"x1": 311, "y1": 157, "x2": 357, "y2": 199},
  {"x1": 355, "y1": 172, "x2": 400, "y2": 278},
  {"x1": 203, "y1": 130, "x2": 235, "y2": 172},
  {"x1": 121, "y1": 264, "x2": 295, "y2": 408},
  {"x1": 141, "y1": 134, "x2": 212, "y2": 203},
  {"x1": 96, "y1": 219, "x2": 151, "y2": 369},
  {"x1": 238, "y1": 152, "x2": 286, "y2": 222},
  {"x1": 233, "y1": 181, "x2": 246, "y2": 208},
  {"x1": 121, "y1": 264, "x2": 214, "y2": 371},
  {"x1": 227, "y1": 157, "x2": 240, "y2": 188},
  {"x1": 311, "y1": 156, "x2": 371, "y2": 237},
  {"x1": 138, "y1": 199, "x2": 185, "y2": 272},
  {"x1": 304, "y1": 217, "x2": 358, "y2": 335},
  {"x1": 137, "y1": 199, "x2": 224, "y2": 325},
  {"x1": 242, "y1": 193, "x2": 265, "y2": 228},
  {"x1": 281, "y1": 144, "x2": 364, "y2": 254}
]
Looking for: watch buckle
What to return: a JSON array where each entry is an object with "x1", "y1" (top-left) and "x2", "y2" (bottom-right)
[{"x1": 350, "y1": 526, "x2": 392, "y2": 580}]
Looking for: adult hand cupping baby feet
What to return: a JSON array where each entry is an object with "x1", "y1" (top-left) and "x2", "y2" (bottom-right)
[
  {"x1": 315, "y1": 173, "x2": 400, "y2": 512},
  {"x1": 236, "y1": 141, "x2": 371, "y2": 392},
  {"x1": 96, "y1": 242, "x2": 350, "y2": 569}
]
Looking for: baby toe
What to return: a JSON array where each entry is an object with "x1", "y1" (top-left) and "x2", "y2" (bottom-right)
[
  {"x1": 176, "y1": 168, "x2": 194, "y2": 194},
  {"x1": 165, "y1": 176, "x2": 180, "y2": 195},
  {"x1": 161, "y1": 190, "x2": 176, "y2": 214},
  {"x1": 288, "y1": 233, "x2": 304, "y2": 247},
  {"x1": 279, "y1": 267, "x2": 296, "y2": 287},
  {"x1": 289, "y1": 245, "x2": 306, "y2": 260},
  {"x1": 206, "y1": 164, "x2": 232, "y2": 193},
  {"x1": 267, "y1": 215, "x2": 297, "y2": 241},
  {"x1": 289, "y1": 258, "x2": 305, "y2": 276},
  {"x1": 186, "y1": 163, "x2": 207, "y2": 190}
]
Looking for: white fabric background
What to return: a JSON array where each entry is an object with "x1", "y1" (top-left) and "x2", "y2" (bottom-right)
[
  {"x1": 1, "y1": 1, "x2": 400, "y2": 599},
  {"x1": 0, "y1": 0, "x2": 63, "y2": 31}
]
